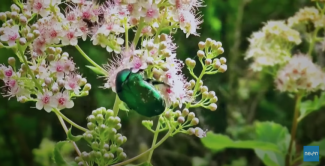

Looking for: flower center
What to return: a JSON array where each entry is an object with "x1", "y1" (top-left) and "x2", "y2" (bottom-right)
[
  {"x1": 42, "y1": 96, "x2": 50, "y2": 104},
  {"x1": 8, "y1": 80, "x2": 16, "y2": 87},
  {"x1": 35, "y1": 2, "x2": 43, "y2": 10},
  {"x1": 56, "y1": 64, "x2": 64, "y2": 72},
  {"x1": 146, "y1": 9, "x2": 155, "y2": 18},
  {"x1": 9, "y1": 34, "x2": 18, "y2": 41},
  {"x1": 67, "y1": 32, "x2": 74, "y2": 40},
  {"x1": 50, "y1": 30, "x2": 58, "y2": 38},
  {"x1": 58, "y1": 97, "x2": 66, "y2": 105},
  {"x1": 5, "y1": 69, "x2": 13, "y2": 77}
]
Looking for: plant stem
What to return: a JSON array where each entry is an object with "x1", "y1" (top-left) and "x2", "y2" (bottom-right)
[
  {"x1": 286, "y1": 94, "x2": 303, "y2": 166},
  {"x1": 132, "y1": 17, "x2": 145, "y2": 45},
  {"x1": 113, "y1": 95, "x2": 121, "y2": 116},
  {"x1": 192, "y1": 63, "x2": 206, "y2": 96},
  {"x1": 55, "y1": 112, "x2": 89, "y2": 166},
  {"x1": 125, "y1": 19, "x2": 129, "y2": 49},
  {"x1": 75, "y1": 45, "x2": 106, "y2": 74},
  {"x1": 146, "y1": 120, "x2": 160, "y2": 162},
  {"x1": 53, "y1": 109, "x2": 88, "y2": 132},
  {"x1": 112, "y1": 128, "x2": 172, "y2": 166}
]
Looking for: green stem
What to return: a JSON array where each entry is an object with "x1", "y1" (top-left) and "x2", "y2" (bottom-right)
[
  {"x1": 286, "y1": 94, "x2": 303, "y2": 166},
  {"x1": 112, "y1": 128, "x2": 172, "y2": 166},
  {"x1": 125, "y1": 19, "x2": 129, "y2": 49},
  {"x1": 146, "y1": 121, "x2": 160, "y2": 162},
  {"x1": 113, "y1": 95, "x2": 121, "y2": 116},
  {"x1": 75, "y1": 45, "x2": 106, "y2": 74},
  {"x1": 132, "y1": 17, "x2": 145, "y2": 45},
  {"x1": 55, "y1": 112, "x2": 89, "y2": 166},
  {"x1": 193, "y1": 61, "x2": 206, "y2": 96},
  {"x1": 53, "y1": 109, "x2": 88, "y2": 132},
  {"x1": 307, "y1": 27, "x2": 320, "y2": 56}
]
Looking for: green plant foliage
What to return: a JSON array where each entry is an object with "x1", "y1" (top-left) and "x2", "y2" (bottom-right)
[
  {"x1": 67, "y1": 128, "x2": 83, "y2": 142},
  {"x1": 53, "y1": 141, "x2": 76, "y2": 166},
  {"x1": 298, "y1": 92, "x2": 325, "y2": 121}
]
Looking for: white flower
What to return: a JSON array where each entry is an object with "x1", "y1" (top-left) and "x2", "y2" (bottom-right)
[
  {"x1": 0, "y1": 25, "x2": 20, "y2": 46},
  {"x1": 52, "y1": 91, "x2": 74, "y2": 110},
  {"x1": 36, "y1": 91, "x2": 55, "y2": 112}
]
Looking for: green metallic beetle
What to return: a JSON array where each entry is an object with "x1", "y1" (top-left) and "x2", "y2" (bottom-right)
[{"x1": 115, "y1": 68, "x2": 169, "y2": 117}]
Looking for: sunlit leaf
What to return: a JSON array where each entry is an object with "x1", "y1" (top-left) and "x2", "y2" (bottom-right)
[
  {"x1": 67, "y1": 127, "x2": 83, "y2": 142},
  {"x1": 86, "y1": 65, "x2": 106, "y2": 76},
  {"x1": 298, "y1": 92, "x2": 325, "y2": 121},
  {"x1": 53, "y1": 141, "x2": 76, "y2": 166}
]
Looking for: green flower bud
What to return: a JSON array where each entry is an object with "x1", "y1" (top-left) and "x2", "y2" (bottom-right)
[
  {"x1": 87, "y1": 115, "x2": 96, "y2": 123},
  {"x1": 188, "y1": 112, "x2": 195, "y2": 120},
  {"x1": 173, "y1": 100, "x2": 180, "y2": 108},
  {"x1": 202, "y1": 91, "x2": 209, "y2": 99},
  {"x1": 31, "y1": 24, "x2": 38, "y2": 30},
  {"x1": 104, "y1": 153, "x2": 113, "y2": 160},
  {"x1": 104, "y1": 144, "x2": 110, "y2": 150},
  {"x1": 142, "y1": 120, "x2": 153, "y2": 129},
  {"x1": 153, "y1": 68, "x2": 162, "y2": 80},
  {"x1": 117, "y1": 147, "x2": 123, "y2": 153},
  {"x1": 205, "y1": 59, "x2": 212, "y2": 65},
  {"x1": 220, "y1": 57, "x2": 227, "y2": 64},
  {"x1": 99, "y1": 124, "x2": 107, "y2": 132},
  {"x1": 219, "y1": 64, "x2": 227, "y2": 73},
  {"x1": 164, "y1": 111, "x2": 171, "y2": 119},
  {"x1": 116, "y1": 136, "x2": 124, "y2": 145},
  {"x1": 81, "y1": 152, "x2": 90, "y2": 161},
  {"x1": 0, "y1": 12, "x2": 6, "y2": 21},
  {"x1": 20, "y1": 16, "x2": 27, "y2": 26},
  {"x1": 79, "y1": 78, "x2": 87, "y2": 86},
  {"x1": 106, "y1": 109, "x2": 114, "y2": 117},
  {"x1": 208, "y1": 91, "x2": 216, "y2": 98},
  {"x1": 114, "y1": 117, "x2": 121, "y2": 123},
  {"x1": 55, "y1": 47, "x2": 62, "y2": 54},
  {"x1": 212, "y1": 41, "x2": 222, "y2": 50},
  {"x1": 87, "y1": 122, "x2": 95, "y2": 130},
  {"x1": 197, "y1": 50, "x2": 205, "y2": 59},
  {"x1": 19, "y1": 38, "x2": 26, "y2": 45},
  {"x1": 75, "y1": 156, "x2": 82, "y2": 162},
  {"x1": 91, "y1": 142, "x2": 99, "y2": 150},
  {"x1": 110, "y1": 144, "x2": 117, "y2": 153},
  {"x1": 205, "y1": 38, "x2": 212, "y2": 47},
  {"x1": 189, "y1": 80, "x2": 195, "y2": 88},
  {"x1": 8, "y1": 57, "x2": 15, "y2": 67},
  {"x1": 89, "y1": 151, "x2": 97, "y2": 158},
  {"x1": 78, "y1": 161, "x2": 85, "y2": 166},
  {"x1": 95, "y1": 151, "x2": 101, "y2": 158},
  {"x1": 199, "y1": 80, "x2": 203, "y2": 86},
  {"x1": 160, "y1": 42, "x2": 167, "y2": 49},
  {"x1": 188, "y1": 128, "x2": 195, "y2": 135},
  {"x1": 213, "y1": 59, "x2": 221, "y2": 69},
  {"x1": 26, "y1": 33, "x2": 34, "y2": 42},
  {"x1": 10, "y1": 11, "x2": 18, "y2": 20},
  {"x1": 198, "y1": 41, "x2": 205, "y2": 50},
  {"x1": 217, "y1": 47, "x2": 224, "y2": 54},
  {"x1": 11, "y1": 4, "x2": 20, "y2": 12},
  {"x1": 118, "y1": 152, "x2": 127, "y2": 160},
  {"x1": 115, "y1": 123, "x2": 122, "y2": 130},
  {"x1": 210, "y1": 96, "x2": 218, "y2": 103},
  {"x1": 33, "y1": 30, "x2": 40, "y2": 38},
  {"x1": 96, "y1": 114, "x2": 104, "y2": 124},
  {"x1": 200, "y1": 86, "x2": 208, "y2": 93},
  {"x1": 191, "y1": 118, "x2": 199, "y2": 125},
  {"x1": 182, "y1": 108, "x2": 189, "y2": 116},
  {"x1": 108, "y1": 127, "x2": 117, "y2": 134},
  {"x1": 174, "y1": 110, "x2": 181, "y2": 117},
  {"x1": 208, "y1": 103, "x2": 218, "y2": 111},
  {"x1": 84, "y1": 133, "x2": 93, "y2": 142},
  {"x1": 62, "y1": 52, "x2": 69, "y2": 58}
]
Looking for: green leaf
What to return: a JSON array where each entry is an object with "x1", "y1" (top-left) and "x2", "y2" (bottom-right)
[
  {"x1": 86, "y1": 65, "x2": 106, "y2": 76},
  {"x1": 126, "y1": 162, "x2": 153, "y2": 166},
  {"x1": 298, "y1": 92, "x2": 325, "y2": 121},
  {"x1": 201, "y1": 132, "x2": 282, "y2": 153},
  {"x1": 308, "y1": 138, "x2": 325, "y2": 156},
  {"x1": 119, "y1": 102, "x2": 130, "y2": 112},
  {"x1": 254, "y1": 122, "x2": 291, "y2": 166},
  {"x1": 53, "y1": 141, "x2": 71, "y2": 166},
  {"x1": 67, "y1": 128, "x2": 83, "y2": 142}
]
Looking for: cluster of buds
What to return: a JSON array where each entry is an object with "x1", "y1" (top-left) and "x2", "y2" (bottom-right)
[
  {"x1": 0, "y1": 50, "x2": 90, "y2": 112},
  {"x1": 275, "y1": 54, "x2": 325, "y2": 93},
  {"x1": 245, "y1": 21, "x2": 302, "y2": 71},
  {"x1": 77, "y1": 107, "x2": 127, "y2": 165},
  {"x1": 162, "y1": 108, "x2": 207, "y2": 138}
]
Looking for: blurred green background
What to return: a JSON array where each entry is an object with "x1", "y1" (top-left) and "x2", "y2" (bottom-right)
[{"x1": 0, "y1": 0, "x2": 324, "y2": 166}]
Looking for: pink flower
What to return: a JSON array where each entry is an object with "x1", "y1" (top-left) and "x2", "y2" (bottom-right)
[
  {"x1": 0, "y1": 25, "x2": 20, "y2": 46},
  {"x1": 36, "y1": 91, "x2": 55, "y2": 112},
  {"x1": 50, "y1": 60, "x2": 66, "y2": 79},
  {"x1": 64, "y1": 74, "x2": 81, "y2": 95},
  {"x1": 141, "y1": 3, "x2": 159, "y2": 22},
  {"x1": 131, "y1": 56, "x2": 148, "y2": 73},
  {"x1": 52, "y1": 91, "x2": 74, "y2": 110},
  {"x1": 61, "y1": 28, "x2": 82, "y2": 46},
  {"x1": 29, "y1": 0, "x2": 51, "y2": 17},
  {"x1": 177, "y1": 10, "x2": 202, "y2": 38}
]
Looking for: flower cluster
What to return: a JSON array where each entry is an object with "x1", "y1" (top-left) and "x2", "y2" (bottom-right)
[
  {"x1": 0, "y1": 49, "x2": 90, "y2": 112},
  {"x1": 288, "y1": 6, "x2": 325, "y2": 28},
  {"x1": 77, "y1": 107, "x2": 127, "y2": 166},
  {"x1": 275, "y1": 54, "x2": 325, "y2": 93},
  {"x1": 245, "y1": 21, "x2": 302, "y2": 71}
]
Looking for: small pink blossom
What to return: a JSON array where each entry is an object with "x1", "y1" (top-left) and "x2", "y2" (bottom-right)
[
  {"x1": 29, "y1": 0, "x2": 51, "y2": 17},
  {"x1": 36, "y1": 91, "x2": 55, "y2": 112},
  {"x1": 50, "y1": 60, "x2": 66, "y2": 79},
  {"x1": 0, "y1": 25, "x2": 20, "y2": 46},
  {"x1": 177, "y1": 10, "x2": 202, "y2": 38},
  {"x1": 62, "y1": 28, "x2": 82, "y2": 46},
  {"x1": 64, "y1": 74, "x2": 81, "y2": 95},
  {"x1": 141, "y1": 3, "x2": 159, "y2": 22},
  {"x1": 131, "y1": 56, "x2": 148, "y2": 73},
  {"x1": 53, "y1": 91, "x2": 74, "y2": 110}
]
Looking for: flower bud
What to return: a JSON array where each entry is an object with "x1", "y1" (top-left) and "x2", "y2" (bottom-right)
[
  {"x1": 217, "y1": 47, "x2": 224, "y2": 54},
  {"x1": 106, "y1": 109, "x2": 114, "y2": 117},
  {"x1": 62, "y1": 52, "x2": 69, "y2": 58},
  {"x1": 173, "y1": 100, "x2": 180, "y2": 108},
  {"x1": 213, "y1": 59, "x2": 221, "y2": 69},
  {"x1": 208, "y1": 103, "x2": 217, "y2": 111},
  {"x1": 220, "y1": 57, "x2": 226, "y2": 64},
  {"x1": 174, "y1": 110, "x2": 181, "y2": 117},
  {"x1": 160, "y1": 42, "x2": 167, "y2": 50},
  {"x1": 75, "y1": 156, "x2": 82, "y2": 162},
  {"x1": 200, "y1": 86, "x2": 208, "y2": 92},
  {"x1": 117, "y1": 147, "x2": 123, "y2": 153},
  {"x1": 56, "y1": 47, "x2": 62, "y2": 54},
  {"x1": 197, "y1": 50, "x2": 205, "y2": 59},
  {"x1": 153, "y1": 68, "x2": 162, "y2": 80},
  {"x1": 182, "y1": 108, "x2": 189, "y2": 116},
  {"x1": 80, "y1": 91, "x2": 89, "y2": 96},
  {"x1": 191, "y1": 118, "x2": 199, "y2": 125},
  {"x1": 81, "y1": 152, "x2": 90, "y2": 161},
  {"x1": 210, "y1": 96, "x2": 218, "y2": 103},
  {"x1": 199, "y1": 80, "x2": 203, "y2": 86},
  {"x1": 25, "y1": 12, "x2": 32, "y2": 20},
  {"x1": 96, "y1": 114, "x2": 104, "y2": 123},
  {"x1": 202, "y1": 91, "x2": 209, "y2": 99},
  {"x1": 177, "y1": 116, "x2": 185, "y2": 123},
  {"x1": 142, "y1": 120, "x2": 153, "y2": 129},
  {"x1": 0, "y1": 12, "x2": 6, "y2": 21},
  {"x1": 83, "y1": 83, "x2": 91, "y2": 91},
  {"x1": 91, "y1": 142, "x2": 99, "y2": 150},
  {"x1": 115, "y1": 123, "x2": 122, "y2": 130},
  {"x1": 103, "y1": 153, "x2": 113, "y2": 160},
  {"x1": 19, "y1": 38, "x2": 26, "y2": 45},
  {"x1": 205, "y1": 38, "x2": 212, "y2": 47},
  {"x1": 87, "y1": 115, "x2": 96, "y2": 123},
  {"x1": 84, "y1": 133, "x2": 93, "y2": 142},
  {"x1": 189, "y1": 80, "x2": 195, "y2": 88},
  {"x1": 5, "y1": 11, "x2": 11, "y2": 19},
  {"x1": 208, "y1": 91, "x2": 216, "y2": 98},
  {"x1": 31, "y1": 24, "x2": 38, "y2": 30},
  {"x1": 219, "y1": 64, "x2": 227, "y2": 73},
  {"x1": 11, "y1": 4, "x2": 20, "y2": 12},
  {"x1": 188, "y1": 128, "x2": 195, "y2": 135},
  {"x1": 44, "y1": 78, "x2": 52, "y2": 85},
  {"x1": 198, "y1": 41, "x2": 205, "y2": 50},
  {"x1": 79, "y1": 78, "x2": 87, "y2": 86},
  {"x1": 26, "y1": 33, "x2": 34, "y2": 42},
  {"x1": 118, "y1": 152, "x2": 127, "y2": 160},
  {"x1": 10, "y1": 12, "x2": 18, "y2": 20},
  {"x1": 104, "y1": 144, "x2": 110, "y2": 150},
  {"x1": 205, "y1": 59, "x2": 212, "y2": 65},
  {"x1": 78, "y1": 162, "x2": 85, "y2": 166},
  {"x1": 8, "y1": 57, "x2": 15, "y2": 66},
  {"x1": 33, "y1": 30, "x2": 40, "y2": 38},
  {"x1": 20, "y1": 16, "x2": 27, "y2": 25},
  {"x1": 212, "y1": 41, "x2": 222, "y2": 50},
  {"x1": 188, "y1": 112, "x2": 195, "y2": 120}
]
